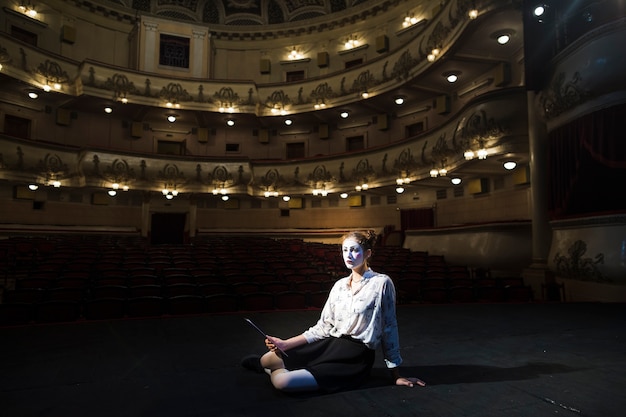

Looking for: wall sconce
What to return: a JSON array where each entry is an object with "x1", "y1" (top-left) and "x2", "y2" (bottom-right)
[
  {"x1": 312, "y1": 188, "x2": 329, "y2": 196},
  {"x1": 167, "y1": 114, "x2": 177, "y2": 123},
  {"x1": 288, "y1": 47, "x2": 303, "y2": 60},
  {"x1": 226, "y1": 119, "x2": 235, "y2": 126},
  {"x1": 270, "y1": 104, "x2": 288, "y2": 116},
  {"x1": 42, "y1": 82, "x2": 61, "y2": 92},
  {"x1": 282, "y1": 195, "x2": 291, "y2": 202},
  {"x1": 344, "y1": 35, "x2": 360, "y2": 49},
  {"x1": 451, "y1": 177, "x2": 462, "y2": 185},
  {"x1": 19, "y1": 2, "x2": 37, "y2": 18},
  {"x1": 162, "y1": 187, "x2": 179, "y2": 199},
  {"x1": 28, "y1": 91, "x2": 38, "y2": 99},
  {"x1": 340, "y1": 192, "x2": 349, "y2": 199},
  {"x1": 402, "y1": 13, "x2": 419, "y2": 28},
  {"x1": 219, "y1": 103, "x2": 236, "y2": 113},
  {"x1": 212, "y1": 187, "x2": 228, "y2": 196},
  {"x1": 355, "y1": 183, "x2": 368, "y2": 191},
  {"x1": 28, "y1": 184, "x2": 39, "y2": 191},
  {"x1": 429, "y1": 161, "x2": 448, "y2": 177},
  {"x1": 314, "y1": 99, "x2": 327, "y2": 110},
  {"x1": 340, "y1": 111, "x2": 349, "y2": 119},
  {"x1": 394, "y1": 97, "x2": 405, "y2": 105},
  {"x1": 108, "y1": 190, "x2": 117, "y2": 197},
  {"x1": 465, "y1": 139, "x2": 488, "y2": 160},
  {"x1": 221, "y1": 195, "x2": 229, "y2": 201}
]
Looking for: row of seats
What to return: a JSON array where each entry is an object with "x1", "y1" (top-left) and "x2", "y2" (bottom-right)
[{"x1": 1, "y1": 235, "x2": 533, "y2": 327}]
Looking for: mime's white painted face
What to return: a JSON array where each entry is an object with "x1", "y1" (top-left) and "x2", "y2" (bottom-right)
[{"x1": 342, "y1": 238, "x2": 366, "y2": 270}]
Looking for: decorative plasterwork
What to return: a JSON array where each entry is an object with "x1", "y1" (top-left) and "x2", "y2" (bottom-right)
[
  {"x1": 539, "y1": 72, "x2": 591, "y2": 120},
  {"x1": 553, "y1": 240, "x2": 607, "y2": 282},
  {"x1": 100, "y1": 158, "x2": 137, "y2": 186},
  {"x1": 350, "y1": 159, "x2": 376, "y2": 184},
  {"x1": 207, "y1": 165, "x2": 234, "y2": 187},
  {"x1": 35, "y1": 59, "x2": 70, "y2": 85},
  {"x1": 35, "y1": 153, "x2": 70, "y2": 183},
  {"x1": 455, "y1": 109, "x2": 508, "y2": 152},
  {"x1": 157, "y1": 163, "x2": 187, "y2": 188}
]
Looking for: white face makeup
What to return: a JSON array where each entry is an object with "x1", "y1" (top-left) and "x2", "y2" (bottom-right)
[{"x1": 342, "y1": 238, "x2": 366, "y2": 270}]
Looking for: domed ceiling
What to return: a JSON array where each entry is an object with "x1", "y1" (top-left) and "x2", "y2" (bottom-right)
[{"x1": 119, "y1": 0, "x2": 369, "y2": 25}]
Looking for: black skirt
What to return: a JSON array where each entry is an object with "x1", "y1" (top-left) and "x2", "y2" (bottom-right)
[{"x1": 283, "y1": 336, "x2": 376, "y2": 393}]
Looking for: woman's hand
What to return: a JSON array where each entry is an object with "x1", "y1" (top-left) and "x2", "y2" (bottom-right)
[
  {"x1": 264, "y1": 336, "x2": 287, "y2": 356},
  {"x1": 391, "y1": 368, "x2": 426, "y2": 387},
  {"x1": 395, "y1": 376, "x2": 426, "y2": 387}
]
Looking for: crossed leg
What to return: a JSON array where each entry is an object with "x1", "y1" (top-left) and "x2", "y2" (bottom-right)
[{"x1": 260, "y1": 351, "x2": 319, "y2": 392}]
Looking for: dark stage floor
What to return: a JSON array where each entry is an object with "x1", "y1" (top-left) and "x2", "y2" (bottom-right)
[{"x1": 1, "y1": 302, "x2": 625, "y2": 417}]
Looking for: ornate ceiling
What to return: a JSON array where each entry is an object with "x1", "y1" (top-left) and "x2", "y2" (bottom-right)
[{"x1": 76, "y1": 0, "x2": 378, "y2": 25}]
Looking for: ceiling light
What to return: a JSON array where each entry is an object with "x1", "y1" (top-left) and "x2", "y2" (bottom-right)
[
  {"x1": 497, "y1": 34, "x2": 511, "y2": 45},
  {"x1": 445, "y1": 73, "x2": 458, "y2": 83},
  {"x1": 533, "y1": 5, "x2": 546, "y2": 18},
  {"x1": 533, "y1": 4, "x2": 550, "y2": 22},
  {"x1": 503, "y1": 161, "x2": 517, "y2": 170},
  {"x1": 361, "y1": 91, "x2": 369, "y2": 99},
  {"x1": 468, "y1": 9, "x2": 478, "y2": 19},
  {"x1": 451, "y1": 177, "x2": 462, "y2": 185}
]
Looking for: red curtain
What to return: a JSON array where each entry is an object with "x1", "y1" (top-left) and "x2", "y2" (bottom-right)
[{"x1": 548, "y1": 103, "x2": 626, "y2": 218}]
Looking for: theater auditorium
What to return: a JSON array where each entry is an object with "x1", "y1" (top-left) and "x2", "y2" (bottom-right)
[{"x1": 0, "y1": 1, "x2": 624, "y2": 416}]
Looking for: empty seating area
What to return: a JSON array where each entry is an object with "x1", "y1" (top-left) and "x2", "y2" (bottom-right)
[
  {"x1": 367, "y1": 246, "x2": 532, "y2": 305},
  {"x1": 0, "y1": 235, "x2": 533, "y2": 326}
]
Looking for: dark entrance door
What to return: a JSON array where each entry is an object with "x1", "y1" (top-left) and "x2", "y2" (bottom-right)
[{"x1": 151, "y1": 212, "x2": 186, "y2": 244}]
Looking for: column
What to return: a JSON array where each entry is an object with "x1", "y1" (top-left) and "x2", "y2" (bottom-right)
[
  {"x1": 192, "y1": 29, "x2": 207, "y2": 78},
  {"x1": 523, "y1": 90, "x2": 555, "y2": 299},
  {"x1": 143, "y1": 22, "x2": 158, "y2": 73}
]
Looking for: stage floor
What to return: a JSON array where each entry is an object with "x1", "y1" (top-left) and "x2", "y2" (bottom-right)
[{"x1": 1, "y1": 302, "x2": 625, "y2": 417}]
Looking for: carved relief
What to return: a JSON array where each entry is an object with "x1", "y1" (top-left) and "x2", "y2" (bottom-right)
[
  {"x1": 540, "y1": 72, "x2": 591, "y2": 119},
  {"x1": 554, "y1": 240, "x2": 608, "y2": 282}
]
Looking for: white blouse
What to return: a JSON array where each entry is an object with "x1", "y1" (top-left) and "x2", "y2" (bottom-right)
[{"x1": 302, "y1": 268, "x2": 403, "y2": 368}]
